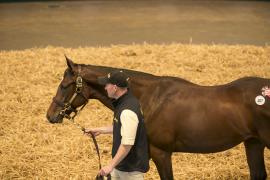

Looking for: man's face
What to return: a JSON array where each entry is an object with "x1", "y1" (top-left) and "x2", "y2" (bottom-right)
[{"x1": 105, "y1": 83, "x2": 117, "y2": 98}]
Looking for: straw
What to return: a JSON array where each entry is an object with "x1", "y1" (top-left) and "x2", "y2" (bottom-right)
[{"x1": 0, "y1": 44, "x2": 269, "y2": 179}]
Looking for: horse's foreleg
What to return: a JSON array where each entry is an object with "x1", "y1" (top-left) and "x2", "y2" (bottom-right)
[
  {"x1": 244, "y1": 138, "x2": 267, "y2": 180},
  {"x1": 150, "y1": 145, "x2": 173, "y2": 180}
]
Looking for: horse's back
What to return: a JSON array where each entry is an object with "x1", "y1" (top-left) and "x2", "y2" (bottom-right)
[{"x1": 143, "y1": 76, "x2": 270, "y2": 152}]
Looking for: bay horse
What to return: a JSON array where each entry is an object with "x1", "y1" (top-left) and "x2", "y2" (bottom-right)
[{"x1": 47, "y1": 57, "x2": 270, "y2": 180}]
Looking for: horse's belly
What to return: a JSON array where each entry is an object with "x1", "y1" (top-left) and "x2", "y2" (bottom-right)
[{"x1": 173, "y1": 135, "x2": 247, "y2": 153}]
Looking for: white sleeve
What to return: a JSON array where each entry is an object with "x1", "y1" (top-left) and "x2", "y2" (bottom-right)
[{"x1": 120, "y1": 109, "x2": 139, "y2": 145}]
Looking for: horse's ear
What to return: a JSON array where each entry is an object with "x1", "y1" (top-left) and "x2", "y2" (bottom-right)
[{"x1": 65, "y1": 55, "x2": 75, "y2": 71}]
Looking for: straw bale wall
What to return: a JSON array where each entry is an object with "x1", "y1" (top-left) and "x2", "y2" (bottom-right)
[{"x1": 0, "y1": 44, "x2": 269, "y2": 179}]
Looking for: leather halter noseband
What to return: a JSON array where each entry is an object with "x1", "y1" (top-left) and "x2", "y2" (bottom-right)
[{"x1": 53, "y1": 65, "x2": 89, "y2": 122}]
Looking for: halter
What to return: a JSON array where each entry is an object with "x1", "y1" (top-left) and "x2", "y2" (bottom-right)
[{"x1": 53, "y1": 65, "x2": 89, "y2": 122}]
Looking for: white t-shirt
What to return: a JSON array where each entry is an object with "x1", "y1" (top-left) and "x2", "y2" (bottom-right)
[{"x1": 120, "y1": 109, "x2": 139, "y2": 145}]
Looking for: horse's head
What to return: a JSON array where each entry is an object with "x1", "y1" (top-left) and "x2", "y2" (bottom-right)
[{"x1": 46, "y1": 57, "x2": 89, "y2": 123}]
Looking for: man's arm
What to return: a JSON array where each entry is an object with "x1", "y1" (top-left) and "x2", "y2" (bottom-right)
[
  {"x1": 99, "y1": 144, "x2": 132, "y2": 176},
  {"x1": 99, "y1": 109, "x2": 139, "y2": 176},
  {"x1": 84, "y1": 125, "x2": 113, "y2": 136}
]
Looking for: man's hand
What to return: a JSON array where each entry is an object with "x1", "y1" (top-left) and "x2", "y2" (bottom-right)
[
  {"x1": 84, "y1": 126, "x2": 113, "y2": 137},
  {"x1": 84, "y1": 128, "x2": 102, "y2": 137},
  {"x1": 99, "y1": 165, "x2": 113, "y2": 176},
  {"x1": 99, "y1": 144, "x2": 132, "y2": 176}
]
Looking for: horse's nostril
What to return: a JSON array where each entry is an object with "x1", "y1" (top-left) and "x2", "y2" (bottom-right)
[{"x1": 46, "y1": 113, "x2": 57, "y2": 123}]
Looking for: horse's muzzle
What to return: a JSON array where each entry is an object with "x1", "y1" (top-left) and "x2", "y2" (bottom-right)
[{"x1": 46, "y1": 113, "x2": 63, "y2": 123}]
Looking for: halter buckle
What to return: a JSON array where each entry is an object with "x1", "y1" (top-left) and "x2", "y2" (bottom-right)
[{"x1": 76, "y1": 76, "x2": 83, "y2": 93}]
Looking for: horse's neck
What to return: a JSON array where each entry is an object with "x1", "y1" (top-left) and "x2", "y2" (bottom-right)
[
  {"x1": 82, "y1": 65, "x2": 158, "y2": 109},
  {"x1": 129, "y1": 76, "x2": 158, "y2": 99},
  {"x1": 81, "y1": 66, "x2": 113, "y2": 110}
]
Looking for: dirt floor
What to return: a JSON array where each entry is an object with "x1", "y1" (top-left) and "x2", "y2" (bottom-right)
[
  {"x1": 0, "y1": 44, "x2": 269, "y2": 179},
  {"x1": 0, "y1": 0, "x2": 270, "y2": 50}
]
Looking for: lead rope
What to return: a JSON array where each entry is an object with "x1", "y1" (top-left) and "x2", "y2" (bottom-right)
[
  {"x1": 68, "y1": 120, "x2": 111, "y2": 180},
  {"x1": 68, "y1": 120, "x2": 102, "y2": 169},
  {"x1": 65, "y1": 65, "x2": 110, "y2": 179}
]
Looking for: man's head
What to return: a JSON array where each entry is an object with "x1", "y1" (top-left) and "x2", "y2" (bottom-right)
[{"x1": 98, "y1": 70, "x2": 129, "y2": 99}]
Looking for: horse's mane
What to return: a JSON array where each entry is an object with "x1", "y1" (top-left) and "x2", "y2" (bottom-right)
[
  {"x1": 80, "y1": 63, "x2": 193, "y2": 84},
  {"x1": 81, "y1": 64, "x2": 157, "y2": 79}
]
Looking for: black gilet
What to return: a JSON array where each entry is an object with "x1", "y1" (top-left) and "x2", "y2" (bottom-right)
[{"x1": 112, "y1": 90, "x2": 149, "y2": 173}]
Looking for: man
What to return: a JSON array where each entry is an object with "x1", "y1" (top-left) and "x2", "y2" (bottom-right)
[{"x1": 85, "y1": 70, "x2": 149, "y2": 180}]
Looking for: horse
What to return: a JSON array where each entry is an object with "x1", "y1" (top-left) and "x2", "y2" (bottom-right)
[{"x1": 47, "y1": 57, "x2": 270, "y2": 180}]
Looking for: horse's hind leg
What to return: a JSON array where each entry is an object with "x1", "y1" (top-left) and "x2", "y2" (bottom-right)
[
  {"x1": 150, "y1": 145, "x2": 173, "y2": 180},
  {"x1": 244, "y1": 138, "x2": 267, "y2": 180}
]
